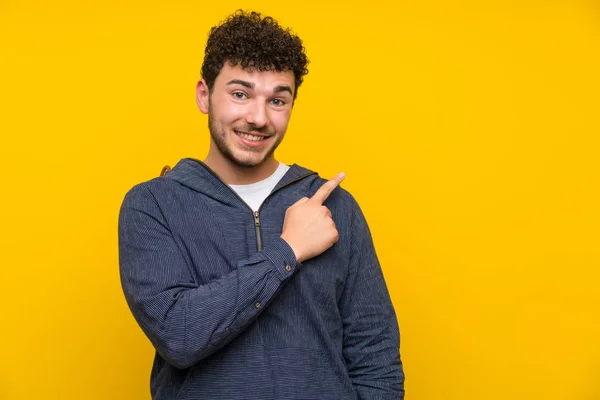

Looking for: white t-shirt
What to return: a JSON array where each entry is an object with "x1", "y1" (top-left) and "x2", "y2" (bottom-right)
[{"x1": 229, "y1": 162, "x2": 290, "y2": 212}]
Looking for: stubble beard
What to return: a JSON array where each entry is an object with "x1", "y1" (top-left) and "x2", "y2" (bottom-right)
[{"x1": 207, "y1": 101, "x2": 284, "y2": 168}]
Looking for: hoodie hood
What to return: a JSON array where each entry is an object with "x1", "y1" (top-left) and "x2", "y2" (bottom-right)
[{"x1": 162, "y1": 157, "x2": 317, "y2": 201}]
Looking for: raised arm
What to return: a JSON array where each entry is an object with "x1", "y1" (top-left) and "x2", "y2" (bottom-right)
[{"x1": 118, "y1": 184, "x2": 298, "y2": 369}]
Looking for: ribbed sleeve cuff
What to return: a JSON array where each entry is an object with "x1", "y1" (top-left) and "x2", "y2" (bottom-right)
[{"x1": 261, "y1": 236, "x2": 301, "y2": 281}]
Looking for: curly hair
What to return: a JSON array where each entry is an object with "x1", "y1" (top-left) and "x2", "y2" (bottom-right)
[{"x1": 201, "y1": 10, "x2": 309, "y2": 99}]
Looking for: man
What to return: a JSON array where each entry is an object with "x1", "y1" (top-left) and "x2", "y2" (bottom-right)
[{"x1": 119, "y1": 10, "x2": 404, "y2": 399}]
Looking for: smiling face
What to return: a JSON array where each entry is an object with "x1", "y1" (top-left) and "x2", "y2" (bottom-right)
[{"x1": 196, "y1": 62, "x2": 296, "y2": 181}]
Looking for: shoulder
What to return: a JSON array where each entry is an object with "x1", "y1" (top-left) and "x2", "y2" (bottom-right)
[
  {"x1": 303, "y1": 175, "x2": 362, "y2": 220},
  {"x1": 120, "y1": 176, "x2": 174, "y2": 210},
  {"x1": 306, "y1": 173, "x2": 358, "y2": 202}
]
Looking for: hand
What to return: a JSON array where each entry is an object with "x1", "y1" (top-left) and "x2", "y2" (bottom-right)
[{"x1": 280, "y1": 173, "x2": 345, "y2": 263}]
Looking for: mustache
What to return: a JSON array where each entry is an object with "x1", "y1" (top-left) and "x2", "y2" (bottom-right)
[{"x1": 234, "y1": 125, "x2": 273, "y2": 135}]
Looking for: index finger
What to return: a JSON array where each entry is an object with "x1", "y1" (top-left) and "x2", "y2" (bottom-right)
[{"x1": 310, "y1": 172, "x2": 345, "y2": 204}]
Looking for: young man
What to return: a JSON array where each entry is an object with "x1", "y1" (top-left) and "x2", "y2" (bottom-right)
[{"x1": 119, "y1": 10, "x2": 404, "y2": 400}]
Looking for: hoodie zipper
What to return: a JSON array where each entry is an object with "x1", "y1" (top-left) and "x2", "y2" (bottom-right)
[
  {"x1": 253, "y1": 211, "x2": 262, "y2": 252},
  {"x1": 252, "y1": 172, "x2": 317, "y2": 251},
  {"x1": 188, "y1": 159, "x2": 315, "y2": 252}
]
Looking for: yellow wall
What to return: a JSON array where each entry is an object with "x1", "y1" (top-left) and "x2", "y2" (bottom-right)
[{"x1": 2, "y1": 1, "x2": 599, "y2": 399}]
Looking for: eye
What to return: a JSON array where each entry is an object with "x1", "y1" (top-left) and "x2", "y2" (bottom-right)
[
  {"x1": 270, "y1": 98, "x2": 285, "y2": 106},
  {"x1": 232, "y1": 91, "x2": 247, "y2": 99}
]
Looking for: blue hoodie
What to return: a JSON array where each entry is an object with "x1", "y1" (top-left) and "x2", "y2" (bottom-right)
[{"x1": 118, "y1": 158, "x2": 404, "y2": 399}]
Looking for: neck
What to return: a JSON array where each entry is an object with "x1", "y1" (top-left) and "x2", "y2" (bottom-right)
[{"x1": 204, "y1": 150, "x2": 279, "y2": 185}]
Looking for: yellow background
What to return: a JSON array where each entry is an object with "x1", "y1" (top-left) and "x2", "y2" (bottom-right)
[{"x1": 1, "y1": 1, "x2": 599, "y2": 399}]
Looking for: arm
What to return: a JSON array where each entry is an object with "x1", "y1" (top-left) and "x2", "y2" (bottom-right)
[
  {"x1": 118, "y1": 184, "x2": 298, "y2": 369},
  {"x1": 340, "y1": 199, "x2": 405, "y2": 399}
]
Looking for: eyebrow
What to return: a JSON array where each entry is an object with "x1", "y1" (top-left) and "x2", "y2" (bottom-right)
[
  {"x1": 274, "y1": 85, "x2": 293, "y2": 96},
  {"x1": 226, "y1": 80, "x2": 293, "y2": 96},
  {"x1": 226, "y1": 79, "x2": 253, "y2": 89}
]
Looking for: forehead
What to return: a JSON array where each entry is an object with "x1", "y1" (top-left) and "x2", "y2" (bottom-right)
[{"x1": 215, "y1": 63, "x2": 295, "y2": 92}]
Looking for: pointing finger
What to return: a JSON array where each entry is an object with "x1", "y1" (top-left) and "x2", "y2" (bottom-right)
[
  {"x1": 292, "y1": 196, "x2": 310, "y2": 206},
  {"x1": 310, "y1": 172, "x2": 345, "y2": 204}
]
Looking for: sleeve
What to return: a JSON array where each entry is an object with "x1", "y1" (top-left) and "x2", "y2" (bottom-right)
[
  {"x1": 118, "y1": 185, "x2": 299, "y2": 369},
  {"x1": 340, "y1": 198, "x2": 405, "y2": 399}
]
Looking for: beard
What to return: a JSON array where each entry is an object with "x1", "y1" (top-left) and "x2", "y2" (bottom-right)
[{"x1": 207, "y1": 100, "x2": 284, "y2": 168}]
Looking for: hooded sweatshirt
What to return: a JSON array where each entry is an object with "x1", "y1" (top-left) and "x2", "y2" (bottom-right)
[{"x1": 118, "y1": 157, "x2": 404, "y2": 400}]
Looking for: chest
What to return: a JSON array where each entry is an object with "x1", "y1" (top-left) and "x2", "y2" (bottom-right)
[{"x1": 165, "y1": 190, "x2": 350, "y2": 312}]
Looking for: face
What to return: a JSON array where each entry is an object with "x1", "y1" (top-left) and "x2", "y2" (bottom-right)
[{"x1": 196, "y1": 63, "x2": 296, "y2": 168}]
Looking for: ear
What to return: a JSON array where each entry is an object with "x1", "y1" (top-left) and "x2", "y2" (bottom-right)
[{"x1": 196, "y1": 79, "x2": 210, "y2": 114}]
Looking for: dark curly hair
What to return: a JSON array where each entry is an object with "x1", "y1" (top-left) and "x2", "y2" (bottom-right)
[{"x1": 201, "y1": 10, "x2": 309, "y2": 99}]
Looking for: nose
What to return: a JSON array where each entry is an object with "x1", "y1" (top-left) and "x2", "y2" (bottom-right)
[{"x1": 245, "y1": 100, "x2": 268, "y2": 128}]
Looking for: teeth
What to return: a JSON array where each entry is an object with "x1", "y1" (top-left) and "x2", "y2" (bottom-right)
[{"x1": 237, "y1": 131, "x2": 265, "y2": 141}]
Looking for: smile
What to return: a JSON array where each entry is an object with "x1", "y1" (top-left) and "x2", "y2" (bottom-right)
[{"x1": 234, "y1": 130, "x2": 267, "y2": 141}]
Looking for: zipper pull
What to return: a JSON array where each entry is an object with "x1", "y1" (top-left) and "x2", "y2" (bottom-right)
[
  {"x1": 254, "y1": 211, "x2": 262, "y2": 252},
  {"x1": 254, "y1": 211, "x2": 260, "y2": 227}
]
